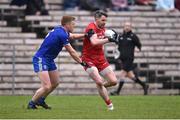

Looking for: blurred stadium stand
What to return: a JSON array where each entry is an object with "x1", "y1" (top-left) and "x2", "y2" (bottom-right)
[{"x1": 0, "y1": 0, "x2": 180, "y2": 95}]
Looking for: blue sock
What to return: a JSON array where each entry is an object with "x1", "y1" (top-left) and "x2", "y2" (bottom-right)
[
  {"x1": 29, "y1": 100, "x2": 36, "y2": 105},
  {"x1": 37, "y1": 97, "x2": 45, "y2": 104},
  {"x1": 41, "y1": 97, "x2": 45, "y2": 101}
]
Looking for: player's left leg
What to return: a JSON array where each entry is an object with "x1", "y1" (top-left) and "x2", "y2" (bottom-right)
[
  {"x1": 100, "y1": 66, "x2": 117, "y2": 88},
  {"x1": 99, "y1": 66, "x2": 117, "y2": 110},
  {"x1": 46, "y1": 70, "x2": 60, "y2": 96},
  {"x1": 36, "y1": 70, "x2": 59, "y2": 109},
  {"x1": 28, "y1": 71, "x2": 52, "y2": 109},
  {"x1": 110, "y1": 70, "x2": 127, "y2": 95},
  {"x1": 127, "y1": 71, "x2": 149, "y2": 95},
  {"x1": 86, "y1": 66, "x2": 114, "y2": 110}
]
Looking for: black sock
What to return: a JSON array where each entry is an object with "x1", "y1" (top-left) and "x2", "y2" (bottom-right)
[
  {"x1": 133, "y1": 77, "x2": 149, "y2": 95},
  {"x1": 133, "y1": 77, "x2": 145, "y2": 88},
  {"x1": 116, "y1": 80, "x2": 124, "y2": 94}
]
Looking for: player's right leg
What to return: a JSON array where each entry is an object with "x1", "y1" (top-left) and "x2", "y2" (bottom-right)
[
  {"x1": 27, "y1": 71, "x2": 52, "y2": 109},
  {"x1": 86, "y1": 66, "x2": 113, "y2": 110},
  {"x1": 110, "y1": 70, "x2": 127, "y2": 95},
  {"x1": 45, "y1": 70, "x2": 59, "y2": 97}
]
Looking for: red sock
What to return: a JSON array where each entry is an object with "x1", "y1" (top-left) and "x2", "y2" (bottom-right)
[{"x1": 105, "y1": 99, "x2": 112, "y2": 105}]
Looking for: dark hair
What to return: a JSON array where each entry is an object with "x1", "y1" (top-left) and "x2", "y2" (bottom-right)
[
  {"x1": 94, "y1": 10, "x2": 108, "y2": 19},
  {"x1": 61, "y1": 16, "x2": 75, "y2": 26}
]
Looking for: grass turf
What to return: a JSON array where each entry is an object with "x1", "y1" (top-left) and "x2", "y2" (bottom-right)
[{"x1": 0, "y1": 95, "x2": 179, "y2": 119}]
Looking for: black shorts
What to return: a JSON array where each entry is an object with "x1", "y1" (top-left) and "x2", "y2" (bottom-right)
[{"x1": 120, "y1": 58, "x2": 134, "y2": 72}]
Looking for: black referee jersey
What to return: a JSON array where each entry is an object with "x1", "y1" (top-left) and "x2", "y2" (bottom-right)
[{"x1": 117, "y1": 31, "x2": 141, "y2": 60}]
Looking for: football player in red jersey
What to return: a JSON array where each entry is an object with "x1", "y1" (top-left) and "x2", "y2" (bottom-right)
[{"x1": 82, "y1": 10, "x2": 118, "y2": 110}]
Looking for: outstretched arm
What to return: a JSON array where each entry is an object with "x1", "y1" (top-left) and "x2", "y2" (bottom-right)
[
  {"x1": 64, "y1": 44, "x2": 82, "y2": 63},
  {"x1": 64, "y1": 44, "x2": 90, "y2": 67},
  {"x1": 69, "y1": 33, "x2": 85, "y2": 40}
]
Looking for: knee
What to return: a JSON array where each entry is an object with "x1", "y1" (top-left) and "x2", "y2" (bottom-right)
[
  {"x1": 110, "y1": 79, "x2": 117, "y2": 86},
  {"x1": 119, "y1": 74, "x2": 125, "y2": 79},
  {"x1": 43, "y1": 85, "x2": 52, "y2": 92},
  {"x1": 95, "y1": 80, "x2": 104, "y2": 86},
  {"x1": 52, "y1": 82, "x2": 59, "y2": 89}
]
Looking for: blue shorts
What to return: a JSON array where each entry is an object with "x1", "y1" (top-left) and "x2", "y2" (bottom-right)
[{"x1": 32, "y1": 56, "x2": 57, "y2": 73}]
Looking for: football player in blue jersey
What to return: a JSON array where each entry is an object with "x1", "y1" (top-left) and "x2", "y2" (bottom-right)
[{"x1": 27, "y1": 16, "x2": 88, "y2": 109}]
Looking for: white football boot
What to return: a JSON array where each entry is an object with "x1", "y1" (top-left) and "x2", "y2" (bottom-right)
[{"x1": 107, "y1": 103, "x2": 114, "y2": 111}]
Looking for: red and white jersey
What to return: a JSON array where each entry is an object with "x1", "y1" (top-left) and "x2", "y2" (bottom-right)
[{"x1": 82, "y1": 22, "x2": 106, "y2": 59}]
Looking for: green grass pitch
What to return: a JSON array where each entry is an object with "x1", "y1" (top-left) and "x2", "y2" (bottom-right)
[{"x1": 0, "y1": 95, "x2": 180, "y2": 119}]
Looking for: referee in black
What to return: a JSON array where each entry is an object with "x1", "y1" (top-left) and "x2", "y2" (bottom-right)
[{"x1": 110, "y1": 21, "x2": 149, "y2": 95}]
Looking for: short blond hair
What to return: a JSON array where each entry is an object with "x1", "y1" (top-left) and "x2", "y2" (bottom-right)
[{"x1": 61, "y1": 16, "x2": 75, "y2": 26}]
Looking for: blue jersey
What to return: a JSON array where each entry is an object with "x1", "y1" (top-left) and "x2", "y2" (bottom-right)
[{"x1": 34, "y1": 26, "x2": 70, "y2": 60}]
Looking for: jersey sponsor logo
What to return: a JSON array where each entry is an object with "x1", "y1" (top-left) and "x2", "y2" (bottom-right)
[
  {"x1": 43, "y1": 65, "x2": 47, "y2": 70},
  {"x1": 87, "y1": 62, "x2": 94, "y2": 66},
  {"x1": 102, "y1": 62, "x2": 107, "y2": 66},
  {"x1": 66, "y1": 39, "x2": 69, "y2": 42},
  {"x1": 97, "y1": 32, "x2": 104, "y2": 37},
  {"x1": 38, "y1": 57, "x2": 43, "y2": 71},
  {"x1": 127, "y1": 37, "x2": 132, "y2": 41}
]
